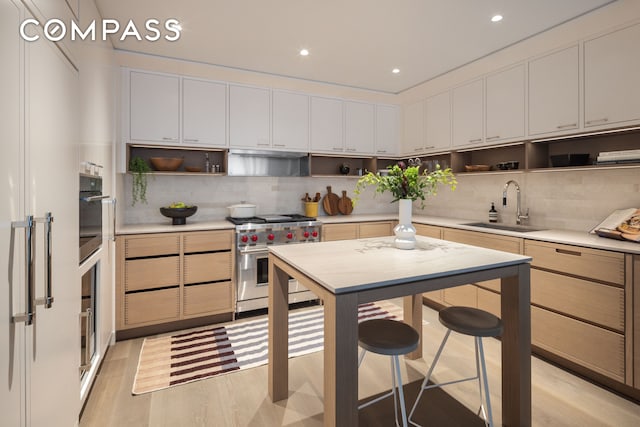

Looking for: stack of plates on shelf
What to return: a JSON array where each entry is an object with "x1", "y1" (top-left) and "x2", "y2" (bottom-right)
[{"x1": 596, "y1": 149, "x2": 640, "y2": 165}]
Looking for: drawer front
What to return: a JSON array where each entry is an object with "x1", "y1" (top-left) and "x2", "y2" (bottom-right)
[
  {"x1": 184, "y1": 230, "x2": 233, "y2": 253},
  {"x1": 184, "y1": 252, "x2": 232, "y2": 284},
  {"x1": 443, "y1": 285, "x2": 477, "y2": 307},
  {"x1": 442, "y1": 228, "x2": 521, "y2": 254},
  {"x1": 532, "y1": 306, "x2": 624, "y2": 382},
  {"x1": 525, "y1": 241, "x2": 624, "y2": 285},
  {"x1": 531, "y1": 268, "x2": 624, "y2": 331},
  {"x1": 415, "y1": 224, "x2": 441, "y2": 239},
  {"x1": 183, "y1": 281, "x2": 233, "y2": 316},
  {"x1": 359, "y1": 222, "x2": 393, "y2": 238},
  {"x1": 124, "y1": 234, "x2": 180, "y2": 258},
  {"x1": 322, "y1": 223, "x2": 358, "y2": 241},
  {"x1": 477, "y1": 288, "x2": 501, "y2": 318},
  {"x1": 125, "y1": 256, "x2": 180, "y2": 291},
  {"x1": 125, "y1": 288, "x2": 180, "y2": 326}
]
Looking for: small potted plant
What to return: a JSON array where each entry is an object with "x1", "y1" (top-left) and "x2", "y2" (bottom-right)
[
  {"x1": 129, "y1": 156, "x2": 151, "y2": 206},
  {"x1": 353, "y1": 161, "x2": 456, "y2": 248}
]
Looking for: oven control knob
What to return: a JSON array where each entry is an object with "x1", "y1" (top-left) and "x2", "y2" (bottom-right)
[
  {"x1": 311, "y1": 230, "x2": 318, "y2": 238},
  {"x1": 240, "y1": 235, "x2": 249, "y2": 243},
  {"x1": 251, "y1": 234, "x2": 258, "y2": 242},
  {"x1": 303, "y1": 231, "x2": 310, "y2": 238},
  {"x1": 267, "y1": 233, "x2": 275, "y2": 241},
  {"x1": 286, "y1": 232, "x2": 293, "y2": 240}
]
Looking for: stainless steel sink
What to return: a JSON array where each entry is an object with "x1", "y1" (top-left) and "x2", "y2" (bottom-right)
[{"x1": 462, "y1": 222, "x2": 545, "y2": 233}]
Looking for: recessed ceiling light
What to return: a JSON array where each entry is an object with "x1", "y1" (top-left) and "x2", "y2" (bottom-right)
[
  {"x1": 491, "y1": 14, "x2": 503, "y2": 23},
  {"x1": 392, "y1": 68, "x2": 400, "y2": 74},
  {"x1": 299, "y1": 49, "x2": 309, "y2": 56}
]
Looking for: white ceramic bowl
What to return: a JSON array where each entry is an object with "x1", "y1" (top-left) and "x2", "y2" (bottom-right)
[{"x1": 227, "y1": 203, "x2": 257, "y2": 218}]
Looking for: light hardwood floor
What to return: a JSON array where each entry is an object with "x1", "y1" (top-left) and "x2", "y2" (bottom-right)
[{"x1": 80, "y1": 301, "x2": 640, "y2": 426}]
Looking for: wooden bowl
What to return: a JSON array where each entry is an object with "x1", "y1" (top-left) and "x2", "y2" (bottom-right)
[
  {"x1": 150, "y1": 157, "x2": 184, "y2": 171},
  {"x1": 465, "y1": 164, "x2": 491, "y2": 172},
  {"x1": 159, "y1": 206, "x2": 198, "y2": 225}
]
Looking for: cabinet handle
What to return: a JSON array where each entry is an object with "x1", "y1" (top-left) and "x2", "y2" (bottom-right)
[
  {"x1": 12, "y1": 216, "x2": 36, "y2": 325},
  {"x1": 486, "y1": 135, "x2": 501, "y2": 141},
  {"x1": 35, "y1": 212, "x2": 54, "y2": 309},
  {"x1": 585, "y1": 118, "x2": 608, "y2": 125},
  {"x1": 376, "y1": 150, "x2": 387, "y2": 154},
  {"x1": 556, "y1": 123, "x2": 577, "y2": 129},
  {"x1": 273, "y1": 144, "x2": 286, "y2": 147},
  {"x1": 161, "y1": 137, "x2": 178, "y2": 141},
  {"x1": 345, "y1": 148, "x2": 357, "y2": 152},
  {"x1": 425, "y1": 145, "x2": 435, "y2": 149},
  {"x1": 257, "y1": 143, "x2": 270, "y2": 147},
  {"x1": 555, "y1": 248, "x2": 582, "y2": 257},
  {"x1": 332, "y1": 147, "x2": 343, "y2": 151},
  {"x1": 414, "y1": 148, "x2": 423, "y2": 152},
  {"x1": 468, "y1": 138, "x2": 482, "y2": 143},
  {"x1": 79, "y1": 308, "x2": 93, "y2": 372},
  {"x1": 183, "y1": 138, "x2": 199, "y2": 143}
]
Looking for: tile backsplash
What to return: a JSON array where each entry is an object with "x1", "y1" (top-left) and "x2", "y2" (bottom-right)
[{"x1": 120, "y1": 167, "x2": 639, "y2": 232}]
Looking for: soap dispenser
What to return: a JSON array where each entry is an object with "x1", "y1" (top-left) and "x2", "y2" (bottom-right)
[
  {"x1": 204, "y1": 153, "x2": 212, "y2": 173},
  {"x1": 489, "y1": 202, "x2": 498, "y2": 223}
]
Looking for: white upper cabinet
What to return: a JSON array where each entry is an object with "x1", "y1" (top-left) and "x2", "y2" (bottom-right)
[
  {"x1": 229, "y1": 84, "x2": 270, "y2": 149},
  {"x1": 485, "y1": 64, "x2": 525, "y2": 143},
  {"x1": 272, "y1": 90, "x2": 309, "y2": 152},
  {"x1": 452, "y1": 79, "x2": 483, "y2": 147},
  {"x1": 344, "y1": 101, "x2": 375, "y2": 154},
  {"x1": 584, "y1": 23, "x2": 640, "y2": 129},
  {"x1": 182, "y1": 78, "x2": 227, "y2": 147},
  {"x1": 129, "y1": 71, "x2": 180, "y2": 143},
  {"x1": 375, "y1": 104, "x2": 399, "y2": 156},
  {"x1": 424, "y1": 91, "x2": 451, "y2": 153},
  {"x1": 402, "y1": 100, "x2": 425, "y2": 154},
  {"x1": 528, "y1": 46, "x2": 580, "y2": 136},
  {"x1": 310, "y1": 96, "x2": 344, "y2": 153}
]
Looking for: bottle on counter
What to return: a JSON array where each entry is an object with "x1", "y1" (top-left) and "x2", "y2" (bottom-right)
[
  {"x1": 205, "y1": 153, "x2": 212, "y2": 173},
  {"x1": 489, "y1": 202, "x2": 498, "y2": 223}
]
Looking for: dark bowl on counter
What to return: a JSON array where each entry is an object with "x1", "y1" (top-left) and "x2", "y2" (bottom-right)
[
  {"x1": 159, "y1": 206, "x2": 198, "y2": 225},
  {"x1": 550, "y1": 153, "x2": 590, "y2": 167},
  {"x1": 496, "y1": 161, "x2": 519, "y2": 170}
]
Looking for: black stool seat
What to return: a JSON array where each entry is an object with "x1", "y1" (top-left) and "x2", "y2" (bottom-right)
[
  {"x1": 358, "y1": 319, "x2": 419, "y2": 356},
  {"x1": 439, "y1": 306, "x2": 503, "y2": 338}
]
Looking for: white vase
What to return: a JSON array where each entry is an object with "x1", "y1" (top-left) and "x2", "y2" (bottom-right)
[{"x1": 393, "y1": 199, "x2": 416, "y2": 249}]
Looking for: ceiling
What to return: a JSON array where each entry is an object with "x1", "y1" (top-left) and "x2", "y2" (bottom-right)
[{"x1": 95, "y1": 0, "x2": 616, "y2": 94}]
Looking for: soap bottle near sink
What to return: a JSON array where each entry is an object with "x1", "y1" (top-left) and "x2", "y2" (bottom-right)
[{"x1": 489, "y1": 202, "x2": 498, "y2": 223}]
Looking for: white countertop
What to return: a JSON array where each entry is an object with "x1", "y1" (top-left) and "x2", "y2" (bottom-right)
[
  {"x1": 269, "y1": 235, "x2": 531, "y2": 294},
  {"x1": 116, "y1": 213, "x2": 640, "y2": 254}
]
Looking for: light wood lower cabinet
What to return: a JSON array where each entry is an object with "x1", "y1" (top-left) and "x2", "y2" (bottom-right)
[
  {"x1": 322, "y1": 221, "x2": 394, "y2": 241},
  {"x1": 116, "y1": 229, "x2": 234, "y2": 331}
]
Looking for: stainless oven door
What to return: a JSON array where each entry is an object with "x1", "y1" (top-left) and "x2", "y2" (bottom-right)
[{"x1": 237, "y1": 247, "x2": 269, "y2": 303}]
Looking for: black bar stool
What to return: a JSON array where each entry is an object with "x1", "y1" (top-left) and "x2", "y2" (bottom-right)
[
  {"x1": 358, "y1": 318, "x2": 420, "y2": 427},
  {"x1": 408, "y1": 306, "x2": 503, "y2": 427}
]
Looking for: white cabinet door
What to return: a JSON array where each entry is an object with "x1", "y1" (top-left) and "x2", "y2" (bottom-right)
[
  {"x1": 229, "y1": 84, "x2": 270, "y2": 149},
  {"x1": 402, "y1": 100, "x2": 425, "y2": 154},
  {"x1": 425, "y1": 91, "x2": 451, "y2": 152},
  {"x1": 528, "y1": 46, "x2": 580, "y2": 136},
  {"x1": 452, "y1": 79, "x2": 484, "y2": 147},
  {"x1": 310, "y1": 96, "x2": 343, "y2": 153},
  {"x1": 344, "y1": 101, "x2": 375, "y2": 154},
  {"x1": 129, "y1": 71, "x2": 179, "y2": 143},
  {"x1": 485, "y1": 64, "x2": 525, "y2": 143},
  {"x1": 1, "y1": 1, "x2": 24, "y2": 425},
  {"x1": 272, "y1": 90, "x2": 309, "y2": 152},
  {"x1": 182, "y1": 78, "x2": 226, "y2": 147},
  {"x1": 375, "y1": 104, "x2": 399, "y2": 156},
  {"x1": 584, "y1": 23, "x2": 640, "y2": 129}
]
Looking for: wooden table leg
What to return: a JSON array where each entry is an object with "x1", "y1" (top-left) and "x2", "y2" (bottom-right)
[
  {"x1": 501, "y1": 263, "x2": 532, "y2": 427},
  {"x1": 403, "y1": 294, "x2": 423, "y2": 360},
  {"x1": 268, "y1": 257, "x2": 290, "y2": 402},
  {"x1": 323, "y1": 293, "x2": 359, "y2": 427}
]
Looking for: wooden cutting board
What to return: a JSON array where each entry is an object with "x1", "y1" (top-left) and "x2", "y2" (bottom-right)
[
  {"x1": 322, "y1": 186, "x2": 340, "y2": 216},
  {"x1": 338, "y1": 190, "x2": 353, "y2": 215}
]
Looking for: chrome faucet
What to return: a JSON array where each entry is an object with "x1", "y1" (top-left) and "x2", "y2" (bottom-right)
[{"x1": 502, "y1": 180, "x2": 529, "y2": 225}]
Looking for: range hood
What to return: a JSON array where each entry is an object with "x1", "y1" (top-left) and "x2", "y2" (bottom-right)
[{"x1": 227, "y1": 149, "x2": 310, "y2": 177}]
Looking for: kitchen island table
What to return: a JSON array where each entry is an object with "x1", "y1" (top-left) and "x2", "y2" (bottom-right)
[{"x1": 268, "y1": 236, "x2": 532, "y2": 427}]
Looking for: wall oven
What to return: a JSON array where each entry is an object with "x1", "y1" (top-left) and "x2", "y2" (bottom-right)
[{"x1": 79, "y1": 174, "x2": 107, "y2": 264}]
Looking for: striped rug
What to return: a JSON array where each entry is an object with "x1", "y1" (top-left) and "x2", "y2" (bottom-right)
[{"x1": 132, "y1": 301, "x2": 403, "y2": 395}]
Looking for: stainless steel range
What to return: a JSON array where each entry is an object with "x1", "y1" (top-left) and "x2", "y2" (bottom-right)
[{"x1": 227, "y1": 214, "x2": 321, "y2": 313}]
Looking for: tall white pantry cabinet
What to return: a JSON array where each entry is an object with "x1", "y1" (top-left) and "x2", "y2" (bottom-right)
[{"x1": 1, "y1": 0, "x2": 81, "y2": 426}]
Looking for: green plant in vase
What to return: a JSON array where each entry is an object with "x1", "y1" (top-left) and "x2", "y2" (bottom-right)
[{"x1": 129, "y1": 156, "x2": 151, "y2": 206}]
